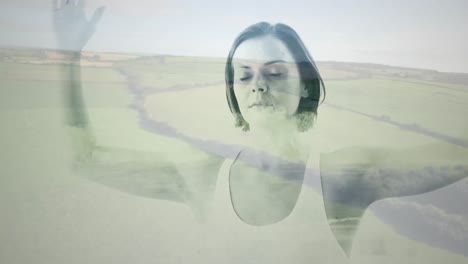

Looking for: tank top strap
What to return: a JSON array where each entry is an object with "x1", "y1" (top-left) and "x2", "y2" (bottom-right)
[
  {"x1": 210, "y1": 150, "x2": 242, "y2": 222},
  {"x1": 303, "y1": 148, "x2": 322, "y2": 193},
  {"x1": 284, "y1": 148, "x2": 325, "y2": 225}
]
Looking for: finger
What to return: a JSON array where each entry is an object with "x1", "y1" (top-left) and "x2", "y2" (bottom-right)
[{"x1": 90, "y1": 6, "x2": 105, "y2": 25}]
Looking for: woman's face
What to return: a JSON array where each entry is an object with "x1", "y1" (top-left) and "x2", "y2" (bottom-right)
[{"x1": 232, "y1": 35, "x2": 307, "y2": 127}]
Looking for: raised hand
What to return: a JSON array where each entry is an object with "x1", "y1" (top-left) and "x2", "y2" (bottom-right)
[{"x1": 52, "y1": 0, "x2": 105, "y2": 51}]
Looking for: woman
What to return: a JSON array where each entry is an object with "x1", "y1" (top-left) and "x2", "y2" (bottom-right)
[{"x1": 53, "y1": 1, "x2": 468, "y2": 260}]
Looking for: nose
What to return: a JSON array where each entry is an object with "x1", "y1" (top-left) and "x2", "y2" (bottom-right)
[{"x1": 252, "y1": 78, "x2": 268, "y2": 93}]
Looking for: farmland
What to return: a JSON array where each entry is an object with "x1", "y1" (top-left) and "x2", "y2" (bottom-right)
[{"x1": 1, "y1": 47, "x2": 468, "y2": 263}]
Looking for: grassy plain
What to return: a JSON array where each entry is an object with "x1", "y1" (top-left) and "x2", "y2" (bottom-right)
[{"x1": 1, "y1": 48, "x2": 468, "y2": 263}]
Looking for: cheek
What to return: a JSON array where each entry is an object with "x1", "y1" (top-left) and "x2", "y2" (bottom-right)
[
  {"x1": 233, "y1": 86, "x2": 251, "y2": 109},
  {"x1": 269, "y1": 78, "x2": 301, "y2": 94},
  {"x1": 269, "y1": 80, "x2": 302, "y2": 113},
  {"x1": 272, "y1": 92, "x2": 300, "y2": 114}
]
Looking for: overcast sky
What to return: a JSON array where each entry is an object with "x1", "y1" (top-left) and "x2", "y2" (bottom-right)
[{"x1": 1, "y1": 0, "x2": 467, "y2": 73}]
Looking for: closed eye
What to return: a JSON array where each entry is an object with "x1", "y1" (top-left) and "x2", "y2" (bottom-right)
[
  {"x1": 239, "y1": 70, "x2": 253, "y2": 82},
  {"x1": 236, "y1": 65, "x2": 253, "y2": 82},
  {"x1": 240, "y1": 75, "x2": 253, "y2": 81},
  {"x1": 266, "y1": 72, "x2": 286, "y2": 80},
  {"x1": 269, "y1": 73, "x2": 283, "y2": 77},
  {"x1": 263, "y1": 64, "x2": 288, "y2": 80}
]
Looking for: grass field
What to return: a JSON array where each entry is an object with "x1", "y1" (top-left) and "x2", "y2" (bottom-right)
[{"x1": 1, "y1": 48, "x2": 468, "y2": 263}]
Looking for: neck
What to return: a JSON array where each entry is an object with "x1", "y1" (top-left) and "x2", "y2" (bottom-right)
[{"x1": 243, "y1": 122, "x2": 310, "y2": 164}]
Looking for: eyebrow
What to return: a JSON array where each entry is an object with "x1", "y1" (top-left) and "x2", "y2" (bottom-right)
[
  {"x1": 264, "y1": 60, "x2": 287, "y2": 66},
  {"x1": 237, "y1": 60, "x2": 287, "y2": 68}
]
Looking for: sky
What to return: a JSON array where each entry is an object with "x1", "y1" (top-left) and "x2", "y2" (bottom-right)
[{"x1": 1, "y1": 0, "x2": 467, "y2": 72}]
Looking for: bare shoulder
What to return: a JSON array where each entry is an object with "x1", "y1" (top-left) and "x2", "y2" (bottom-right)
[
  {"x1": 320, "y1": 146, "x2": 387, "y2": 168},
  {"x1": 319, "y1": 147, "x2": 386, "y2": 208},
  {"x1": 320, "y1": 144, "x2": 468, "y2": 201},
  {"x1": 174, "y1": 152, "x2": 225, "y2": 193}
]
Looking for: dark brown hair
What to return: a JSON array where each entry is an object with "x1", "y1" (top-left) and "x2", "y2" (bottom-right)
[{"x1": 225, "y1": 22, "x2": 325, "y2": 131}]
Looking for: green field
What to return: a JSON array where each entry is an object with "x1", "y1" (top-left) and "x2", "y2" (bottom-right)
[{"x1": 1, "y1": 49, "x2": 468, "y2": 263}]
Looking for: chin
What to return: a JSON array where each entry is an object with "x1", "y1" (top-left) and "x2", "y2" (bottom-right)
[{"x1": 244, "y1": 108, "x2": 298, "y2": 133}]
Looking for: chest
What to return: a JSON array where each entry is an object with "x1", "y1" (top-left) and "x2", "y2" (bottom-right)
[
  {"x1": 228, "y1": 155, "x2": 306, "y2": 225},
  {"x1": 192, "y1": 155, "x2": 346, "y2": 264}
]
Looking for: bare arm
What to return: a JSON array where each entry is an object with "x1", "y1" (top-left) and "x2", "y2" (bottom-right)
[
  {"x1": 52, "y1": 0, "x2": 223, "y2": 212},
  {"x1": 322, "y1": 144, "x2": 468, "y2": 200},
  {"x1": 53, "y1": 0, "x2": 103, "y2": 160},
  {"x1": 320, "y1": 144, "x2": 468, "y2": 256}
]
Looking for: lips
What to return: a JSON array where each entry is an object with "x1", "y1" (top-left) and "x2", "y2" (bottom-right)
[{"x1": 248, "y1": 102, "x2": 274, "y2": 108}]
